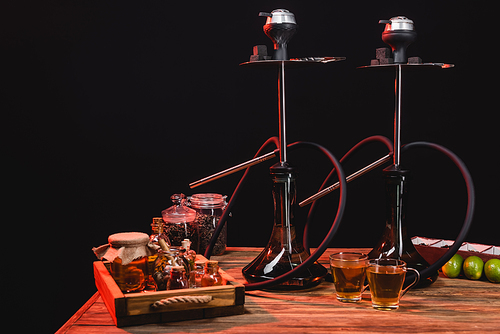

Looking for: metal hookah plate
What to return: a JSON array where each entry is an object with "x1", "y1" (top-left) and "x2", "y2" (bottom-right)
[
  {"x1": 240, "y1": 57, "x2": 346, "y2": 68},
  {"x1": 358, "y1": 63, "x2": 454, "y2": 69}
]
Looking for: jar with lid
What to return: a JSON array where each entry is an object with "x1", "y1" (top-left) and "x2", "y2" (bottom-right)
[
  {"x1": 153, "y1": 248, "x2": 184, "y2": 291},
  {"x1": 92, "y1": 232, "x2": 153, "y2": 293},
  {"x1": 201, "y1": 260, "x2": 224, "y2": 287},
  {"x1": 167, "y1": 266, "x2": 189, "y2": 290},
  {"x1": 162, "y1": 194, "x2": 199, "y2": 252},
  {"x1": 189, "y1": 260, "x2": 206, "y2": 288},
  {"x1": 189, "y1": 193, "x2": 227, "y2": 256}
]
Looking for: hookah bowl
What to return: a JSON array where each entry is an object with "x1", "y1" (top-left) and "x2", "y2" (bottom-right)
[
  {"x1": 379, "y1": 16, "x2": 417, "y2": 64},
  {"x1": 259, "y1": 9, "x2": 297, "y2": 60},
  {"x1": 242, "y1": 163, "x2": 328, "y2": 290}
]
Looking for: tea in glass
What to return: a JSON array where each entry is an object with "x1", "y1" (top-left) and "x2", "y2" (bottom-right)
[
  {"x1": 366, "y1": 258, "x2": 419, "y2": 310},
  {"x1": 329, "y1": 252, "x2": 368, "y2": 302}
]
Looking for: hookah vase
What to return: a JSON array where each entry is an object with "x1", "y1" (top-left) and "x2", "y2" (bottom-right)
[
  {"x1": 368, "y1": 166, "x2": 438, "y2": 287},
  {"x1": 242, "y1": 164, "x2": 327, "y2": 290}
]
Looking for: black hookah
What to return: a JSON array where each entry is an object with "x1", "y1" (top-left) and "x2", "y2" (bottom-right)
[{"x1": 190, "y1": 12, "x2": 475, "y2": 291}]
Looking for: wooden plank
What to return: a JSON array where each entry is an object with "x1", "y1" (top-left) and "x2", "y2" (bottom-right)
[
  {"x1": 93, "y1": 261, "x2": 127, "y2": 325},
  {"x1": 55, "y1": 291, "x2": 101, "y2": 334}
]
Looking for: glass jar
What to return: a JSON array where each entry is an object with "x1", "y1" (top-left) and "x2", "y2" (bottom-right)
[
  {"x1": 153, "y1": 248, "x2": 183, "y2": 291},
  {"x1": 168, "y1": 266, "x2": 189, "y2": 290},
  {"x1": 189, "y1": 260, "x2": 206, "y2": 288},
  {"x1": 106, "y1": 232, "x2": 151, "y2": 293},
  {"x1": 201, "y1": 260, "x2": 224, "y2": 287},
  {"x1": 162, "y1": 194, "x2": 199, "y2": 251},
  {"x1": 189, "y1": 193, "x2": 227, "y2": 256}
]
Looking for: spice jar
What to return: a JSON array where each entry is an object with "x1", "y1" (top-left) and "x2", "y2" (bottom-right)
[
  {"x1": 201, "y1": 260, "x2": 224, "y2": 287},
  {"x1": 189, "y1": 193, "x2": 227, "y2": 256},
  {"x1": 189, "y1": 260, "x2": 206, "y2": 288},
  {"x1": 92, "y1": 232, "x2": 153, "y2": 293},
  {"x1": 162, "y1": 194, "x2": 199, "y2": 251},
  {"x1": 167, "y1": 266, "x2": 189, "y2": 290}
]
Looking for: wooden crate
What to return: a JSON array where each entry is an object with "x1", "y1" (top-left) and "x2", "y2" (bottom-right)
[{"x1": 93, "y1": 255, "x2": 245, "y2": 327}]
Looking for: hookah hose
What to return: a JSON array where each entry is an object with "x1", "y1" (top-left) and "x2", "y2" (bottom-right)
[
  {"x1": 203, "y1": 138, "x2": 348, "y2": 291},
  {"x1": 301, "y1": 135, "x2": 394, "y2": 252},
  {"x1": 401, "y1": 141, "x2": 475, "y2": 281},
  {"x1": 203, "y1": 136, "x2": 280, "y2": 259}
]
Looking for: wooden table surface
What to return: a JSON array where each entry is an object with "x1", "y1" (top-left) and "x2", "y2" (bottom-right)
[{"x1": 57, "y1": 247, "x2": 500, "y2": 333}]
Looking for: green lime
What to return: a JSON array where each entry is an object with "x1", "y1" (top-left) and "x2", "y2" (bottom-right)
[
  {"x1": 442, "y1": 253, "x2": 464, "y2": 278},
  {"x1": 484, "y1": 259, "x2": 500, "y2": 283},
  {"x1": 463, "y1": 256, "x2": 484, "y2": 280}
]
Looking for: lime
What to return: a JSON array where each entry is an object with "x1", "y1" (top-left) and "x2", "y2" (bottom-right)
[
  {"x1": 484, "y1": 259, "x2": 500, "y2": 283},
  {"x1": 463, "y1": 256, "x2": 484, "y2": 280},
  {"x1": 442, "y1": 253, "x2": 464, "y2": 278}
]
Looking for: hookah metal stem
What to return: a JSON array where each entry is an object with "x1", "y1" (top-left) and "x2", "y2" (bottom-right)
[
  {"x1": 278, "y1": 61, "x2": 287, "y2": 165},
  {"x1": 299, "y1": 153, "x2": 392, "y2": 207},
  {"x1": 189, "y1": 149, "x2": 278, "y2": 188},
  {"x1": 394, "y1": 64, "x2": 402, "y2": 168}
]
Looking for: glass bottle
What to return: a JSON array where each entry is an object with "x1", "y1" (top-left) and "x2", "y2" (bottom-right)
[
  {"x1": 189, "y1": 193, "x2": 227, "y2": 256},
  {"x1": 242, "y1": 164, "x2": 328, "y2": 290},
  {"x1": 368, "y1": 167, "x2": 438, "y2": 287},
  {"x1": 201, "y1": 260, "x2": 223, "y2": 287},
  {"x1": 153, "y1": 248, "x2": 183, "y2": 291},
  {"x1": 146, "y1": 217, "x2": 171, "y2": 291},
  {"x1": 189, "y1": 260, "x2": 206, "y2": 288},
  {"x1": 167, "y1": 266, "x2": 189, "y2": 290},
  {"x1": 162, "y1": 194, "x2": 199, "y2": 251}
]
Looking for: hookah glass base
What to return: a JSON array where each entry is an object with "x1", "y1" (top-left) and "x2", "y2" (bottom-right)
[
  {"x1": 368, "y1": 167, "x2": 438, "y2": 288},
  {"x1": 242, "y1": 164, "x2": 328, "y2": 290}
]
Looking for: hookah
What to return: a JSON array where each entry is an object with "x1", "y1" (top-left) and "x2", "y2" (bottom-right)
[
  {"x1": 301, "y1": 16, "x2": 475, "y2": 287},
  {"x1": 190, "y1": 9, "x2": 394, "y2": 291},
  {"x1": 189, "y1": 12, "x2": 475, "y2": 291}
]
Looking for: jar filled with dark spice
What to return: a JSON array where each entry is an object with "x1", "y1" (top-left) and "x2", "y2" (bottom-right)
[
  {"x1": 189, "y1": 193, "x2": 227, "y2": 256},
  {"x1": 162, "y1": 194, "x2": 199, "y2": 252}
]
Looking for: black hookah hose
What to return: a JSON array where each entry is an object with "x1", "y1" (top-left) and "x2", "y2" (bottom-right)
[
  {"x1": 301, "y1": 135, "x2": 394, "y2": 252},
  {"x1": 203, "y1": 136, "x2": 280, "y2": 259},
  {"x1": 401, "y1": 141, "x2": 475, "y2": 280},
  {"x1": 203, "y1": 138, "x2": 348, "y2": 291}
]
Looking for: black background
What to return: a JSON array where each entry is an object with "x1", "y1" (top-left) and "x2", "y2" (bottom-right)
[{"x1": 3, "y1": 1, "x2": 494, "y2": 332}]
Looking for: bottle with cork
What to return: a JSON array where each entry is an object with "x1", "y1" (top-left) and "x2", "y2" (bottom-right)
[
  {"x1": 201, "y1": 260, "x2": 223, "y2": 287},
  {"x1": 146, "y1": 218, "x2": 171, "y2": 290}
]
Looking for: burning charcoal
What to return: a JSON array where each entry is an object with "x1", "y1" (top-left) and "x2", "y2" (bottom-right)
[
  {"x1": 380, "y1": 57, "x2": 394, "y2": 64},
  {"x1": 376, "y1": 47, "x2": 392, "y2": 60},
  {"x1": 250, "y1": 54, "x2": 260, "y2": 62},
  {"x1": 408, "y1": 56, "x2": 422, "y2": 64},
  {"x1": 253, "y1": 45, "x2": 268, "y2": 56},
  {"x1": 371, "y1": 59, "x2": 380, "y2": 66}
]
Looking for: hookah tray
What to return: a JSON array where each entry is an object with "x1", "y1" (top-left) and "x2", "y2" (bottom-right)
[{"x1": 93, "y1": 254, "x2": 245, "y2": 327}]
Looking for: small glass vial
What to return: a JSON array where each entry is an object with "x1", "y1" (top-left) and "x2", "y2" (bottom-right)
[
  {"x1": 201, "y1": 260, "x2": 223, "y2": 287},
  {"x1": 167, "y1": 266, "x2": 189, "y2": 290},
  {"x1": 189, "y1": 193, "x2": 227, "y2": 256},
  {"x1": 162, "y1": 194, "x2": 199, "y2": 252},
  {"x1": 189, "y1": 260, "x2": 206, "y2": 288}
]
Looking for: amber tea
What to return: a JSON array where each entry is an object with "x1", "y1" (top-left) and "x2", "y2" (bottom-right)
[
  {"x1": 366, "y1": 259, "x2": 420, "y2": 310},
  {"x1": 366, "y1": 270, "x2": 405, "y2": 309},
  {"x1": 329, "y1": 252, "x2": 368, "y2": 302}
]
